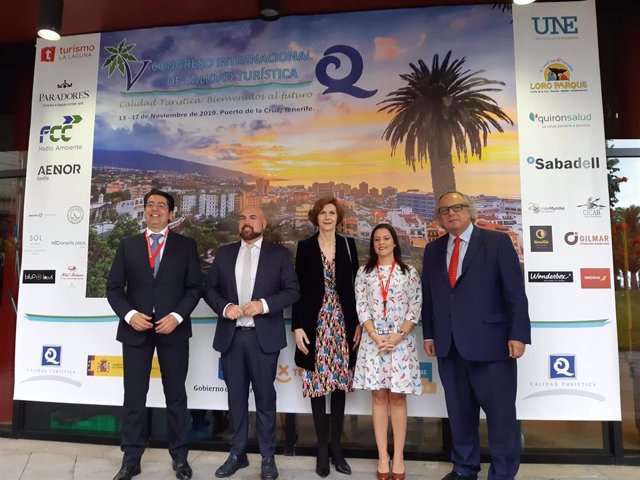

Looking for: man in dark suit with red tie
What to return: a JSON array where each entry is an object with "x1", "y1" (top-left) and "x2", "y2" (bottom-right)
[
  {"x1": 422, "y1": 191, "x2": 531, "y2": 480},
  {"x1": 203, "y1": 206, "x2": 300, "y2": 480},
  {"x1": 107, "y1": 189, "x2": 201, "y2": 480}
]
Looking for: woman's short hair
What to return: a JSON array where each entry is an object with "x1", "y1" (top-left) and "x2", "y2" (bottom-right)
[{"x1": 308, "y1": 197, "x2": 344, "y2": 226}]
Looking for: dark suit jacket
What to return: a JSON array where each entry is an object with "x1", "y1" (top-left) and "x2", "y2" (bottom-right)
[
  {"x1": 203, "y1": 240, "x2": 300, "y2": 354},
  {"x1": 421, "y1": 226, "x2": 531, "y2": 362},
  {"x1": 291, "y1": 233, "x2": 359, "y2": 370},
  {"x1": 107, "y1": 231, "x2": 202, "y2": 345}
]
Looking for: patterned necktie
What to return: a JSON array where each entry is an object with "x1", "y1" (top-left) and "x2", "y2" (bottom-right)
[
  {"x1": 150, "y1": 233, "x2": 163, "y2": 277},
  {"x1": 239, "y1": 244, "x2": 254, "y2": 307},
  {"x1": 448, "y1": 236, "x2": 461, "y2": 288}
]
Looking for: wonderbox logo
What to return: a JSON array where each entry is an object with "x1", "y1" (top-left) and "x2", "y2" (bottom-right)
[{"x1": 528, "y1": 271, "x2": 573, "y2": 283}]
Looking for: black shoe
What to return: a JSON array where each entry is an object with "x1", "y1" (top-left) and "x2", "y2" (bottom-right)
[
  {"x1": 113, "y1": 464, "x2": 141, "y2": 480},
  {"x1": 172, "y1": 459, "x2": 193, "y2": 480},
  {"x1": 442, "y1": 472, "x2": 476, "y2": 480},
  {"x1": 315, "y1": 445, "x2": 330, "y2": 477},
  {"x1": 330, "y1": 447, "x2": 351, "y2": 475},
  {"x1": 261, "y1": 456, "x2": 279, "y2": 480},
  {"x1": 215, "y1": 454, "x2": 249, "y2": 478}
]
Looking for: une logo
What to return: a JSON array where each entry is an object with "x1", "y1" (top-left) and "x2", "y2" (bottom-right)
[
  {"x1": 315, "y1": 45, "x2": 378, "y2": 99},
  {"x1": 532, "y1": 16, "x2": 579, "y2": 35},
  {"x1": 41, "y1": 46, "x2": 56, "y2": 62},
  {"x1": 549, "y1": 354, "x2": 576, "y2": 379}
]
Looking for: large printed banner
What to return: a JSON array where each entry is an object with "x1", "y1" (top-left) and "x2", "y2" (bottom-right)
[{"x1": 15, "y1": 0, "x2": 620, "y2": 420}]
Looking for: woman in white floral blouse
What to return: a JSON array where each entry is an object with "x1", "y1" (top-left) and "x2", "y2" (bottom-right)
[{"x1": 354, "y1": 223, "x2": 422, "y2": 480}]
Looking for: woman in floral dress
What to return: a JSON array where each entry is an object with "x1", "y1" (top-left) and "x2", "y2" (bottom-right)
[
  {"x1": 292, "y1": 197, "x2": 361, "y2": 477},
  {"x1": 354, "y1": 223, "x2": 422, "y2": 480}
]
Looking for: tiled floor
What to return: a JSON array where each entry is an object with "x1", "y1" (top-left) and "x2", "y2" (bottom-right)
[{"x1": 0, "y1": 438, "x2": 637, "y2": 480}]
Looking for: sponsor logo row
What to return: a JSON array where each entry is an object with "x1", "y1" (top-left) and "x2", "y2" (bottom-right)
[
  {"x1": 527, "y1": 269, "x2": 611, "y2": 289},
  {"x1": 22, "y1": 266, "x2": 86, "y2": 285},
  {"x1": 529, "y1": 225, "x2": 610, "y2": 252},
  {"x1": 528, "y1": 196, "x2": 606, "y2": 218}
]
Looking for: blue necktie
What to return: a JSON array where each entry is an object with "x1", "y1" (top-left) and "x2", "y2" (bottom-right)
[{"x1": 150, "y1": 233, "x2": 163, "y2": 276}]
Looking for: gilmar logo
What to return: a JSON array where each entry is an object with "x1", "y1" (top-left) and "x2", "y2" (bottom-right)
[{"x1": 40, "y1": 46, "x2": 56, "y2": 62}]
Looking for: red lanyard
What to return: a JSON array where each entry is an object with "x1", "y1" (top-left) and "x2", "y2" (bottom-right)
[
  {"x1": 376, "y1": 260, "x2": 396, "y2": 318},
  {"x1": 145, "y1": 229, "x2": 168, "y2": 270}
]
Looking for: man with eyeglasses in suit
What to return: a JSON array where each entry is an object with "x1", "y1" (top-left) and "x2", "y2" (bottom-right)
[{"x1": 421, "y1": 191, "x2": 531, "y2": 480}]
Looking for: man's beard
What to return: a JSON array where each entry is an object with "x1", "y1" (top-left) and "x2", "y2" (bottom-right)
[{"x1": 240, "y1": 226, "x2": 262, "y2": 241}]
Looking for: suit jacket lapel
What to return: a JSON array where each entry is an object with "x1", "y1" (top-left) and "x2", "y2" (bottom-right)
[
  {"x1": 435, "y1": 235, "x2": 449, "y2": 284},
  {"x1": 252, "y1": 240, "x2": 269, "y2": 298},
  {"x1": 460, "y1": 226, "x2": 482, "y2": 279},
  {"x1": 135, "y1": 233, "x2": 155, "y2": 278},
  {"x1": 229, "y1": 242, "x2": 241, "y2": 301}
]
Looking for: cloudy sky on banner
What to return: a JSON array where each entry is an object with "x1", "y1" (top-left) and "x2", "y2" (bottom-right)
[{"x1": 94, "y1": 5, "x2": 520, "y2": 196}]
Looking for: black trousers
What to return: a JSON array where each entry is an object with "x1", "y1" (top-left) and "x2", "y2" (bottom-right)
[
  {"x1": 221, "y1": 328, "x2": 279, "y2": 457},
  {"x1": 121, "y1": 333, "x2": 189, "y2": 465}
]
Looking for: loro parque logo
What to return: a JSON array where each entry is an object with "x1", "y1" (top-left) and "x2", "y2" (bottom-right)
[{"x1": 530, "y1": 58, "x2": 588, "y2": 94}]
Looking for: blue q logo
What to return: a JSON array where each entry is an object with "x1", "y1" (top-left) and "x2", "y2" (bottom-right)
[
  {"x1": 315, "y1": 45, "x2": 378, "y2": 99},
  {"x1": 549, "y1": 354, "x2": 576, "y2": 379},
  {"x1": 41, "y1": 345, "x2": 62, "y2": 366}
]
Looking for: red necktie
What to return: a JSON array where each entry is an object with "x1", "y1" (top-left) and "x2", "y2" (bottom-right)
[{"x1": 448, "y1": 236, "x2": 461, "y2": 288}]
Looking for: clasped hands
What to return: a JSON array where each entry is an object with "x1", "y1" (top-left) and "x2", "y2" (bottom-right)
[
  {"x1": 226, "y1": 301, "x2": 263, "y2": 320},
  {"x1": 374, "y1": 332, "x2": 402, "y2": 354},
  {"x1": 130, "y1": 312, "x2": 177, "y2": 334}
]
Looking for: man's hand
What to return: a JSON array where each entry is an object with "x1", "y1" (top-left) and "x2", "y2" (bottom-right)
[
  {"x1": 130, "y1": 312, "x2": 153, "y2": 332},
  {"x1": 242, "y1": 300, "x2": 264, "y2": 317},
  {"x1": 225, "y1": 304, "x2": 244, "y2": 320},
  {"x1": 424, "y1": 340, "x2": 436, "y2": 357},
  {"x1": 508, "y1": 340, "x2": 526, "y2": 359},
  {"x1": 294, "y1": 328, "x2": 310, "y2": 355},
  {"x1": 155, "y1": 314, "x2": 178, "y2": 334}
]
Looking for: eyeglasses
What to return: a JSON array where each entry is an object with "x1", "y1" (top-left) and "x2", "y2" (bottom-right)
[
  {"x1": 437, "y1": 203, "x2": 469, "y2": 215},
  {"x1": 145, "y1": 202, "x2": 169, "y2": 210}
]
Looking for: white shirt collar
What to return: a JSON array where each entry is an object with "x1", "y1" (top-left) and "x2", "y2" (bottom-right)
[
  {"x1": 449, "y1": 223, "x2": 474, "y2": 245},
  {"x1": 241, "y1": 236, "x2": 263, "y2": 250}
]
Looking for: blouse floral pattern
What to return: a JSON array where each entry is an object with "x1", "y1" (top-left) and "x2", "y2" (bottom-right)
[{"x1": 353, "y1": 264, "x2": 422, "y2": 395}]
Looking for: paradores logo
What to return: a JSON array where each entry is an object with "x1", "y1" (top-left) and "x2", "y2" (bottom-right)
[{"x1": 530, "y1": 59, "x2": 588, "y2": 94}]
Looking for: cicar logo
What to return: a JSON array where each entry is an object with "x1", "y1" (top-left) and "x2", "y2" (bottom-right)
[
  {"x1": 41, "y1": 46, "x2": 56, "y2": 62},
  {"x1": 39, "y1": 115, "x2": 83, "y2": 144},
  {"x1": 532, "y1": 16, "x2": 578, "y2": 36}
]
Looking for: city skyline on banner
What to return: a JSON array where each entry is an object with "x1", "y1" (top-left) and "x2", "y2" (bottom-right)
[{"x1": 93, "y1": 4, "x2": 520, "y2": 198}]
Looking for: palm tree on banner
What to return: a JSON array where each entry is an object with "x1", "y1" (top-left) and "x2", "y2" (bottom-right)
[{"x1": 378, "y1": 50, "x2": 513, "y2": 200}]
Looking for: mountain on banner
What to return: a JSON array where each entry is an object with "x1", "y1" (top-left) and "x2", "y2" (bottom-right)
[{"x1": 92, "y1": 149, "x2": 256, "y2": 180}]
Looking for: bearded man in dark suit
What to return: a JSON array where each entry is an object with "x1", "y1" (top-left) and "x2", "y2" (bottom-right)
[{"x1": 203, "y1": 205, "x2": 300, "y2": 480}]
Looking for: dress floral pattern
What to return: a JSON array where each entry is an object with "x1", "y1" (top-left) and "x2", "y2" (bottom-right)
[
  {"x1": 302, "y1": 251, "x2": 352, "y2": 397},
  {"x1": 353, "y1": 264, "x2": 422, "y2": 395}
]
